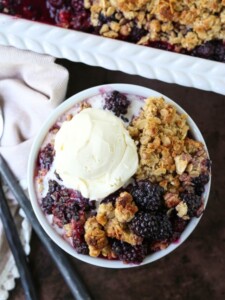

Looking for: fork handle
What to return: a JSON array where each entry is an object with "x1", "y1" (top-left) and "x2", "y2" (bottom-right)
[{"x1": 0, "y1": 183, "x2": 38, "y2": 300}]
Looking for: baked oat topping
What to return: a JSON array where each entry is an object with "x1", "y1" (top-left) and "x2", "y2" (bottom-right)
[
  {"x1": 128, "y1": 97, "x2": 208, "y2": 196},
  {"x1": 90, "y1": 0, "x2": 225, "y2": 50},
  {"x1": 83, "y1": 191, "x2": 142, "y2": 257},
  {"x1": 96, "y1": 192, "x2": 142, "y2": 245}
]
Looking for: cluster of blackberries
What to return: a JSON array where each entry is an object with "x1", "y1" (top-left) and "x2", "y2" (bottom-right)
[
  {"x1": 103, "y1": 91, "x2": 130, "y2": 117},
  {"x1": 42, "y1": 180, "x2": 91, "y2": 222},
  {"x1": 41, "y1": 180, "x2": 93, "y2": 253},
  {"x1": 38, "y1": 143, "x2": 55, "y2": 170},
  {"x1": 128, "y1": 180, "x2": 172, "y2": 241}
]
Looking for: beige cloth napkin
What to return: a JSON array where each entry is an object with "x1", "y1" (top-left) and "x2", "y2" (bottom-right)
[{"x1": 0, "y1": 46, "x2": 69, "y2": 300}]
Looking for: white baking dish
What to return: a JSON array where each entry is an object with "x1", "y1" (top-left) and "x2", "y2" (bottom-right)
[{"x1": 0, "y1": 13, "x2": 224, "y2": 95}]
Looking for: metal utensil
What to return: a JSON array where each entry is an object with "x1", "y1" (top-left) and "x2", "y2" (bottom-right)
[{"x1": 0, "y1": 107, "x2": 38, "y2": 300}]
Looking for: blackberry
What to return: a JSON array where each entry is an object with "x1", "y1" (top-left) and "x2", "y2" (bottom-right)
[
  {"x1": 52, "y1": 200, "x2": 79, "y2": 224},
  {"x1": 191, "y1": 41, "x2": 215, "y2": 59},
  {"x1": 38, "y1": 143, "x2": 55, "y2": 170},
  {"x1": 72, "y1": 218, "x2": 89, "y2": 254},
  {"x1": 169, "y1": 211, "x2": 188, "y2": 242},
  {"x1": 180, "y1": 193, "x2": 202, "y2": 217},
  {"x1": 111, "y1": 239, "x2": 147, "y2": 264},
  {"x1": 71, "y1": 0, "x2": 84, "y2": 12},
  {"x1": 129, "y1": 211, "x2": 172, "y2": 241},
  {"x1": 71, "y1": 10, "x2": 92, "y2": 32},
  {"x1": 103, "y1": 91, "x2": 130, "y2": 117},
  {"x1": 202, "y1": 158, "x2": 211, "y2": 171},
  {"x1": 73, "y1": 238, "x2": 89, "y2": 254},
  {"x1": 214, "y1": 41, "x2": 225, "y2": 62},
  {"x1": 192, "y1": 174, "x2": 209, "y2": 196},
  {"x1": 131, "y1": 180, "x2": 164, "y2": 212},
  {"x1": 191, "y1": 40, "x2": 225, "y2": 62},
  {"x1": 149, "y1": 41, "x2": 175, "y2": 52},
  {"x1": 41, "y1": 193, "x2": 55, "y2": 214},
  {"x1": 128, "y1": 26, "x2": 148, "y2": 43},
  {"x1": 41, "y1": 180, "x2": 62, "y2": 213},
  {"x1": 64, "y1": 201, "x2": 80, "y2": 223},
  {"x1": 98, "y1": 12, "x2": 116, "y2": 25},
  {"x1": 41, "y1": 180, "x2": 90, "y2": 224},
  {"x1": 48, "y1": 179, "x2": 61, "y2": 193},
  {"x1": 70, "y1": 190, "x2": 90, "y2": 211}
]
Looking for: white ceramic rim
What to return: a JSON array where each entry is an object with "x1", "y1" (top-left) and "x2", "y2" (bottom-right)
[
  {"x1": 28, "y1": 84, "x2": 211, "y2": 269},
  {"x1": 0, "y1": 14, "x2": 224, "y2": 95}
]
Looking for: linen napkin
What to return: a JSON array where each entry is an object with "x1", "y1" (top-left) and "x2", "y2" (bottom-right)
[{"x1": 0, "y1": 46, "x2": 69, "y2": 300}]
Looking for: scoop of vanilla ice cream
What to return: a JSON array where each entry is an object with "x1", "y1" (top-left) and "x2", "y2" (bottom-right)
[{"x1": 54, "y1": 108, "x2": 138, "y2": 200}]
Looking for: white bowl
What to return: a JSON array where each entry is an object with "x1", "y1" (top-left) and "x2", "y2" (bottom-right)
[{"x1": 27, "y1": 84, "x2": 211, "y2": 268}]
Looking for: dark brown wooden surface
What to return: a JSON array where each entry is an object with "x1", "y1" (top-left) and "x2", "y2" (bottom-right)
[{"x1": 9, "y1": 60, "x2": 225, "y2": 300}]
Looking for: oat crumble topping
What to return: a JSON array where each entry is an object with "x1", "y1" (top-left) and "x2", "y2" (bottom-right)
[
  {"x1": 129, "y1": 97, "x2": 208, "y2": 196},
  {"x1": 85, "y1": 192, "x2": 142, "y2": 257},
  {"x1": 89, "y1": 0, "x2": 225, "y2": 50}
]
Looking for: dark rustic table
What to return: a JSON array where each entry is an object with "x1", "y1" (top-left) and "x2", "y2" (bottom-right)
[{"x1": 10, "y1": 60, "x2": 225, "y2": 300}]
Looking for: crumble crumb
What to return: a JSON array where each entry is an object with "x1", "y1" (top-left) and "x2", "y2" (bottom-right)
[
  {"x1": 66, "y1": 114, "x2": 73, "y2": 121},
  {"x1": 115, "y1": 191, "x2": 138, "y2": 223},
  {"x1": 105, "y1": 218, "x2": 143, "y2": 245},
  {"x1": 79, "y1": 101, "x2": 92, "y2": 111},
  {"x1": 150, "y1": 240, "x2": 170, "y2": 252},
  {"x1": 174, "y1": 153, "x2": 192, "y2": 175},
  {"x1": 101, "y1": 244, "x2": 117, "y2": 259},
  {"x1": 175, "y1": 201, "x2": 190, "y2": 220},
  {"x1": 164, "y1": 192, "x2": 180, "y2": 208},
  {"x1": 64, "y1": 223, "x2": 73, "y2": 237},
  {"x1": 84, "y1": 216, "x2": 108, "y2": 257},
  {"x1": 96, "y1": 202, "x2": 115, "y2": 226}
]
